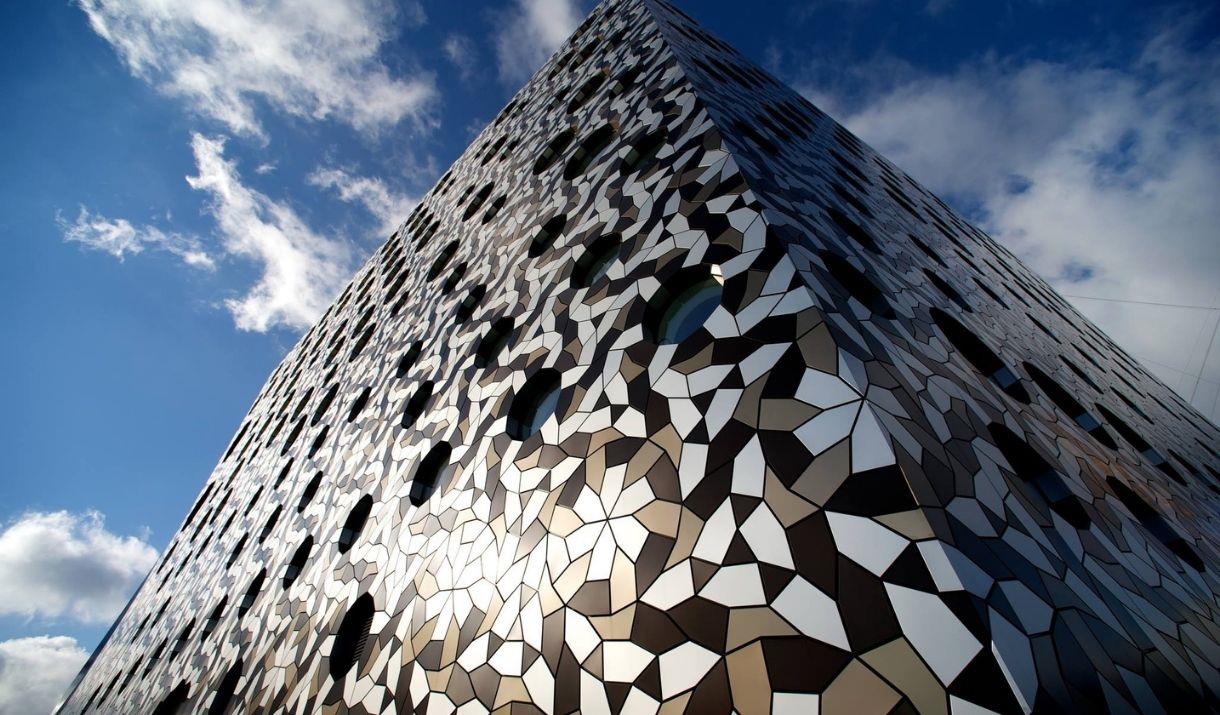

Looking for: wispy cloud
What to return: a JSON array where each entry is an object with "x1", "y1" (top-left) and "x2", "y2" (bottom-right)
[
  {"x1": 308, "y1": 167, "x2": 418, "y2": 236},
  {"x1": 56, "y1": 206, "x2": 214, "y2": 270},
  {"x1": 0, "y1": 510, "x2": 157, "y2": 624},
  {"x1": 795, "y1": 18, "x2": 1220, "y2": 418},
  {"x1": 187, "y1": 133, "x2": 354, "y2": 332},
  {"x1": 443, "y1": 34, "x2": 479, "y2": 81},
  {"x1": 0, "y1": 636, "x2": 89, "y2": 715},
  {"x1": 76, "y1": 0, "x2": 437, "y2": 140},
  {"x1": 493, "y1": 0, "x2": 582, "y2": 84}
]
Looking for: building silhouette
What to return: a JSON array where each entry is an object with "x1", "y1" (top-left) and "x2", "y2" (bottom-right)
[{"x1": 59, "y1": 0, "x2": 1220, "y2": 712}]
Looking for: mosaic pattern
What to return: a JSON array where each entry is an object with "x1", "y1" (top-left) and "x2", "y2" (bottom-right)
[{"x1": 59, "y1": 1, "x2": 1220, "y2": 713}]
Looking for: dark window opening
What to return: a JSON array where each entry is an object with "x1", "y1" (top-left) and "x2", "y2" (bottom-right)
[
  {"x1": 1024, "y1": 363, "x2": 1116, "y2": 449},
  {"x1": 410, "y1": 442, "x2": 453, "y2": 506},
  {"x1": 238, "y1": 570, "x2": 266, "y2": 617},
  {"x1": 456, "y1": 285, "x2": 487, "y2": 323},
  {"x1": 442, "y1": 261, "x2": 469, "y2": 293},
  {"x1": 152, "y1": 682, "x2": 190, "y2": 715},
  {"x1": 641, "y1": 264, "x2": 725, "y2": 346},
  {"x1": 909, "y1": 234, "x2": 947, "y2": 267},
  {"x1": 988, "y1": 423, "x2": 1091, "y2": 529},
  {"x1": 396, "y1": 342, "x2": 423, "y2": 378},
  {"x1": 312, "y1": 384, "x2": 339, "y2": 425},
  {"x1": 475, "y1": 317, "x2": 515, "y2": 368},
  {"x1": 402, "y1": 381, "x2": 435, "y2": 429},
  {"x1": 298, "y1": 472, "x2": 323, "y2": 513},
  {"x1": 462, "y1": 183, "x2": 494, "y2": 221},
  {"x1": 568, "y1": 69, "x2": 609, "y2": 112},
  {"x1": 608, "y1": 66, "x2": 642, "y2": 97},
  {"x1": 307, "y1": 425, "x2": 330, "y2": 459},
  {"x1": 571, "y1": 234, "x2": 622, "y2": 289},
  {"x1": 931, "y1": 308, "x2": 1030, "y2": 403},
  {"x1": 347, "y1": 386, "x2": 372, "y2": 423},
  {"x1": 208, "y1": 658, "x2": 243, "y2": 715},
  {"x1": 481, "y1": 195, "x2": 507, "y2": 224},
  {"x1": 924, "y1": 270, "x2": 972, "y2": 313},
  {"x1": 1060, "y1": 355, "x2": 1101, "y2": 393},
  {"x1": 972, "y1": 277, "x2": 1009, "y2": 309},
  {"x1": 226, "y1": 534, "x2": 247, "y2": 569},
  {"x1": 280, "y1": 416, "x2": 306, "y2": 456},
  {"x1": 819, "y1": 250, "x2": 894, "y2": 318},
  {"x1": 337, "y1": 495, "x2": 373, "y2": 554},
  {"x1": 428, "y1": 241, "x2": 459, "y2": 281},
  {"x1": 200, "y1": 597, "x2": 227, "y2": 641},
  {"x1": 283, "y1": 537, "x2": 313, "y2": 588},
  {"x1": 1095, "y1": 404, "x2": 1183, "y2": 484},
  {"x1": 349, "y1": 323, "x2": 376, "y2": 362},
  {"x1": 621, "y1": 127, "x2": 668, "y2": 176},
  {"x1": 258, "y1": 505, "x2": 282, "y2": 544},
  {"x1": 169, "y1": 619, "x2": 196, "y2": 660},
  {"x1": 564, "y1": 124, "x2": 618, "y2": 180},
  {"x1": 273, "y1": 459, "x2": 294, "y2": 488},
  {"x1": 507, "y1": 369, "x2": 563, "y2": 440},
  {"x1": 330, "y1": 593, "x2": 376, "y2": 680},
  {"x1": 1107, "y1": 477, "x2": 1204, "y2": 571},
  {"x1": 733, "y1": 120, "x2": 778, "y2": 156},
  {"x1": 534, "y1": 129, "x2": 575, "y2": 174},
  {"x1": 826, "y1": 206, "x2": 879, "y2": 254},
  {"x1": 529, "y1": 214, "x2": 568, "y2": 258}
]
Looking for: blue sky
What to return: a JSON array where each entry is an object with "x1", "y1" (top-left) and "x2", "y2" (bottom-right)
[{"x1": 0, "y1": 0, "x2": 1217, "y2": 709}]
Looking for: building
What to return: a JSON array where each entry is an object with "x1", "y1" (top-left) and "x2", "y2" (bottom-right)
[{"x1": 58, "y1": 0, "x2": 1220, "y2": 712}]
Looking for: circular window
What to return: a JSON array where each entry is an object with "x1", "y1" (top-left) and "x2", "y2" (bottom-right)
[
  {"x1": 931, "y1": 308, "x2": 1029, "y2": 404},
  {"x1": 208, "y1": 658, "x2": 243, "y2": 715},
  {"x1": 410, "y1": 442, "x2": 453, "y2": 506},
  {"x1": 337, "y1": 495, "x2": 373, "y2": 554},
  {"x1": 570, "y1": 234, "x2": 621, "y2": 289},
  {"x1": 283, "y1": 536, "x2": 313, "y2": 588},
  {"x1": 819, "y1": 250, "x2": 893, "y2": 318},
  {"x1": 924, "y1": 269, "x2": 972, "y2": 313},
  {"x1": 456, "y1": 285, "x2": 486, "y2": 323},
  {"x1": 534, "y1": 129, "x2": 575, "y2": 174},
  {"x1": 643, "y1": 265, "x2": 724, "y2": 345},
  {"x1": 297, "y1": 471, "x2": 323, "y2": 513},
  {"x1": 988, "y1": 423, "x2": 1090, "y2": 529},
  {"x1": 529, "y1": 214, "x2": 567, "y2": 258},
  {"x1": 427, "y1": 241, "x2": 459, "y2": 281},
  {"x1": 826, "y1": 206, "x2": 879, "y2": 254},
  {"x1": 396, "y1": 341, "x2": 422, "y2": 378},
  {"x1": 347, "y1": 386, "x2": 372, "y2": 423},
  {"x1": 330, "y1": 593, "x2": 375, "y2": 680},
  {"x1": 1024, "y1": 363, "x2": 1115, "y2": 449},
  {"x1": 237, "y1": 570, "x2": 265, "y2": 617},
  {"x1": 507, "y1": 369, "x2": 563, "y2": 440},
  {"x1": 1107, "y1": 476, "x2": 1203, "y2": 571},
  {"x1": 564, "y1": 124, "x2": 617, "y2": 180},
  {"x1": 621, "y1": 128, "x2": 668, "y2": 176},
  {"x1": 568, "y1": 69, "x2": 609, "y2": 112},
  {"x1": 475, "y1": 317, "x2": 515, "y2": 368},
  {"x1": 402, "y1": 381, "x2": 434, "y2": 429}
]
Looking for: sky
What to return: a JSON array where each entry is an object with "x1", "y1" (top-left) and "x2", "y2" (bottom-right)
[{"x1": 0, "y1": 0, "x2": 1217, "y2": 710}]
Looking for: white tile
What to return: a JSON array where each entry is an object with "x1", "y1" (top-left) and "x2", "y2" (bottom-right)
[
  {"x1": 886, "y1": 583, "x2": 982, "y2": 683},
  {"x1": 772, "y1": 576, "x2": 850, "y2": 650},
  {"x1": 827, "y1": 511, "x2": 907, "y2": 575}
]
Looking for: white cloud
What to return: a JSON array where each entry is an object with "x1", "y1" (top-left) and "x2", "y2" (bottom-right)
[
  {"x1": 0, "y1": 636, "x2": 89, "y2": 715},
  {"x1": 308, "y1": 167, "x2": 418, "y2": 236},
  {"x1": 494, "y1": 0, "x2": 582, "y2": 83},
  {"x1": 76, "y1": 0, "x2": 436, "y2": 140},
  {"x1": 57, "y1": 206, "x2": 215, "y2": 270},
  {"x1": 443, "y1": 34, "x2": 478, "y2": 81},
  {"x1": 798, "y1": 20, "x2": 1220, "y2": 419},
  {"x1": 187, "y1": 133, "x2": 354, "y2": 332},
  {"x1": 0, "y1": 511, "x2": 157, "y2": 624}
]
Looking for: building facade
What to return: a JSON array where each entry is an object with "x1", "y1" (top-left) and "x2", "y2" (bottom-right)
[{"x1": 60, "y1": 0, "x2": 1220, "y2": 713}]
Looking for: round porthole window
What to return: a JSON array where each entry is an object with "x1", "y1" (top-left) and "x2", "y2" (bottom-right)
[
  {"x1": 507, "y1": 369, "x2": 563, "y2": 440},
  {"x1": 570, "y1": 234, "x2": 621, "y2": 289},
  {"x1": 644, "y1": 265, "x2": 724, "y2": 345}
]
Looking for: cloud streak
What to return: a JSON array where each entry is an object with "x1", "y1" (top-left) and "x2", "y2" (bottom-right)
[
  {"x1": 76, "y1": 0, "x2": 437, "y2": 140},
  {"x1": 494, "y1": 0, "x2": 582, "y2": 84},
  {"x1": 0, "y1": 636, "x2": 89, "y2": 715},
  {"x1": 797, "y1": 18, "x2": 1220, "y2": 419},
  {"x1": 308, "y1": 167, "x2": 418, "y2": 236},
  {"x1": 57, "y1": 206, "x2": 214, "y2": 270},
  {"x1": 0, "y1": 511, "x2": 157, "y2": 624}
]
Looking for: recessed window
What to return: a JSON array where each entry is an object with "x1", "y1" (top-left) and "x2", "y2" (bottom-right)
[
  {"x1": 337, "y1": 495, "x2": 373, "y2": 554},
  {"x1": 312, "y1": 384, "x2": 339, "y2": 425},
  {"x1": 348, "y1": 322, "x2": 376, "y2": 362},
  {"x1": 274, "y1": 459, "x2": 294, "y2": 488},
  {"x1": 402, "y1": 381, "x2": 435, "y2": 429},
  {"x1": 427, "y1": 241, "x2": 459, "y2": 281},
  {"x1": 152, "y1": 682, "x2": 190, "y2": 715},
  {"x1": 226, "y1": 534, "x2": 247, "y2": 569},
  {"x1": 570, "y1": 234, "x2": 621, "y2": 289},
  {"x1": 200, "y1": 597, "x2": 227, "y2": 641},
  {"x1": 1024, "y1": 363, "x2": 1116, "y2": 449},
  {"x1": 330, "y1": 593, "x2": 376, "y2": 680},
  {"x1": 733, "y1": 120, "x2": 778, "y2": 156},
  {"x1": 481, "y1": 195, "x2": 507, "y2": 224},
  {"x1": 258, "y1": 505, "x2": 281, "y2": 544},
  {"x1": 297, "y1": 472, "x2": 323, "y2": 513},
  {"x1": 396, "y1": 342, "x2": 422, "y2": 378},
  {"x1": 456, "y1": 285, "x2": 486, "y2": 323},
  {"x1": 819, "y1": 250, "x2": 893, "y2": 318},
  {"x1": 507, "y1": 369, "x2": 563, "y2": 440},
  {"x1": 347, "y1": 386, "x2": 372, "y2": 423},
  {"x1": 608, "y1": 66, "x2": 641, "y2": 97},
  {"x1": 988, "y1": 423, "x2": 1091, "y2": 529},
  {"x1": 462, "y1": 183, "x2": 494, "y2": 220},
  {"x1": 529, "y1": 214, "x2": 567, "y2": 258},
  {"x1": 281, "y1": 416, "x2": 306, "y2": 456},
  {"x1": 643, "y1": 265, "x2": 724, "y2": 345},
  {"x1": 1096, "y1": 404, "x2": 1183, "y2": 485},
  {"x1": 238, "y1": 570, "x2": 266, "y2": 617},
  {"x1": 442, "y1": 261, "x2": 469, "y2": 293},
  {"x1": 410, "y1": 442, "x2": 453, "y2": 506},
  {"x1": 534, "y1": 129, "x2": 575, "y2": 174},
  {"x1": 169, "y1": 618, "x2": 196, "y2": 659},
  {"x1": 564, "y1": 124, "x2": 617, "y2": 180},
  {"x1": 283, "y1": 536, "x2": 313, "y2": 589},
  {"x1": 1107, "y1": 477, "x2": 1203, "y2": 571},
  {"x1": 931, "y1": 308, "x2": 1030, "y2": 403},
  {"x1": 621, "y1": 127, "x2": 668, "y2": 175},
  {"x1": 568, "y1": 69, "x2": 609, "y2": 112},
  {"x1": 924, "y1": 270, "x2": 972, "y2": 313},
  {"x1": 208, "y1": 658, "x2": 243, "y2": 715},
  {"x1": 826, "y1": 206, "x2": 879, "y2": 254},
  {"x1": 475, "y1": 317, "x2": 515, "y2": 368}
]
